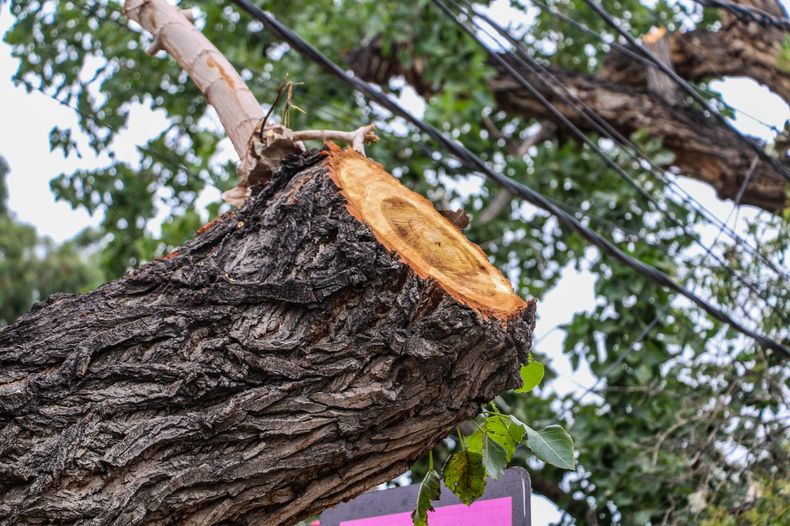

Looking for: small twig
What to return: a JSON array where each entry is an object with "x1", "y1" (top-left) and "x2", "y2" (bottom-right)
[{"x1": 292, "y1": 124, "x2": 380, "y2": 155}]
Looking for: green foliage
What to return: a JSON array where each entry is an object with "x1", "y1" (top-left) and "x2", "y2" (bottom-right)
[
  {"x1": 515, "y1": 360, "x2": 544, "y2": 393},
  {"x1": 443, "y1": 449, "x2": 487, "y2": 505},
  {"x1": 0, "y1": 156, "x2": 104, "y2": 325},
  {"x1": 701, "y1": 478, "x2": 790, "y2": 526},
  {"x1": 411, "y1": 469, "x2": 442, "y2": 526},
  {"x1": 480, "y1": 434, "x2": 509, "y2": 480},
  {"x1": 413, "y1": 411, "x2": 574, "y2": 522},
  {"x1": 524, "y1": 425, "x2": 575, "y2": 470}
]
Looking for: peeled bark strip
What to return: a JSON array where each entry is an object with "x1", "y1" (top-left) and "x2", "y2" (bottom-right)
[{"x1": 0, "y1": 146, "x2": 535, "y2": 526}]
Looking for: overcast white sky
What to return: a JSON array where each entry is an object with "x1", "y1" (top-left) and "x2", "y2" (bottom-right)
[{"x1": 1, "y1": 1, "x2": 788, "y2": 524}]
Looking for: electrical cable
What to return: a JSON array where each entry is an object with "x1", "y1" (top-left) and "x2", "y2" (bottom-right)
[
  {"x1": 580, "y1": 0, "x2": 790, "y2": 184},
  {"x1": 692, "y1": 0, "x2": 790, "y2": 31},
  {"x1": 451, "y1": 0, "x2": 789, "y2": 311},
  {"x1": 227, "y1": 0, "x2": 790, "y2": 356},
  {"x1": 563, "y1": 155, "x2": 776, "y2": 417}
]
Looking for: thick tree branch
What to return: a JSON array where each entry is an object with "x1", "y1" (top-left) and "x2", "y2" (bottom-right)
[
  {"x1": 346, "y1": 8, "x2": 789, "y2": 211},
  {"x1": 600, "y1": 1, "x2": 790, "y2": 102},
  {"x1": 0, "y1": 149, "x2": 536, "y2": 525},
  {"x1": 488, "y1": 60, "x2": 787, "y2": 211}
]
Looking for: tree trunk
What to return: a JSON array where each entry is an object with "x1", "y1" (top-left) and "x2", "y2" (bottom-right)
[{"x1": 0, "y1": 146, "x2": 535, "y2": 525}]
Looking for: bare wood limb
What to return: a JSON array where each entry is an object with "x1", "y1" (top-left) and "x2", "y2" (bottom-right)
[
  {"x1": 126, "y1": 0, "x2": 380, "y2": 209},
  {"x1": 124, "y1": 0, "x2": 263, "y2": 162}
]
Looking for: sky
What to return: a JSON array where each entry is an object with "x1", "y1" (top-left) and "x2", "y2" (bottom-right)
[{"x1": 1, "y1": 1, "x2": 789, "y2": 524}]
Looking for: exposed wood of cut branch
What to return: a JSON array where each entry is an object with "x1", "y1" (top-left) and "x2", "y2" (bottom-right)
[
  {"x1": 124, "y1": 0, "x2": 263, "y2": 162},
  {"x1": 643, "y1": 27, "x2": 683, "y2": 106},
  {"x1": 0, "y1": 148, "x2": 536, "y2": 525},
  {"x1": 328, "y1": 145, "x2": 527, "y2": 319}
]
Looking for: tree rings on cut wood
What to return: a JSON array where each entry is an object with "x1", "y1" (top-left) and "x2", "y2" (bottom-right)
[{"x1": 328, "y1": 144, "x2": 527, "y2": 319}]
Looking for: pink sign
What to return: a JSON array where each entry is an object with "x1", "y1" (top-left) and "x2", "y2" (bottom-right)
[{"x1": 339, "y1": 496, "x2": 512, "y2": 526}]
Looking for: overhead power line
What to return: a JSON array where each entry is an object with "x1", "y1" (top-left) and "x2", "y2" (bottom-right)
[
  {"x1": 692, "y1": 0, "x2": 790, "y2": 31},
  {"x1": 580, "y1": 0, "x2": 790, "y2": 184},
  {"x1": 450, "y1": 0, "x2": 789, "y2": 313},
  {"x1": 228, "y1": 0, "x2": 789, "y2": 357}
]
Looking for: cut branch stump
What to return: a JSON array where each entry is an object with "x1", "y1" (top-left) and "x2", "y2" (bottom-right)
[{"x1": 0, "y1": 146, "x2": 535, "y2": 526}]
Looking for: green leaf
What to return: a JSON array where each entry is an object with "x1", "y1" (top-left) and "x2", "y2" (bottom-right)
[
  {"x1": 466, "y1": 429, "x2": 483, "y2": 455},
  {"x1": 484, "y1": 415, "x2": 526, "y2": 461},
  {"x1": 411, "y1": 469, "x2": 442, "y2": 526},
  {"x1": 515, "y1": 361, "x2": 544, "y2": 393},
  {"x1": 443, "y1": 450, "x2": 487, "y2": 505},
  {"x1": 524, "y1": 425, "x2": 576, "y2": 470},
  {"x1": 482, "y1": 435, "x2": 508, "y2": 480}
]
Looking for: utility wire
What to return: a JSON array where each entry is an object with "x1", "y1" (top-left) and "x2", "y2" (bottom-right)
[
  {"x1": 563, "y1": 155, "x2": 770, "y2": 419},
  {"x1": 692, "y1": 0, "x2": 790, "y2": 31},
  {"x1": 227, "y1": 0, "x2": 790, "y2": 356},
  {"x1": 529, "y1": 0, "x2": 790, "y2": 281},
  {"x1": 580, "y1": 0, "x2": 790, "y2": 184},
  {"x1": 451, "y1": 0, "x2": 789, "y2": 313},
  {"x1": 436, "y1": 0, "x2": 790, "y2": 340},
  {"x1": 530, "y1": 0, "x2": 782, "y2": 135}
]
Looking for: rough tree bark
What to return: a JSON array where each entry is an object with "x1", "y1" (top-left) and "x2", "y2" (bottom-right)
[
  {"x1": 0, "y1": 147, "x2": 536, "y2": 525},
  {"x1": 345, "y1": 0, "x2": 790, "y2": 211},
  {"x1": 1, "y1": 1, "x2": 536, "y2": 524}
]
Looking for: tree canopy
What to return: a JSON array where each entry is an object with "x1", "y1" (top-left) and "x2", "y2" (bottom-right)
[
  {"x1": 3, "y1": 0, "x2": 789, "y2": 523},
  {"x1": 0, "y1": 155, "x2": 103, "y2": 325}
]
